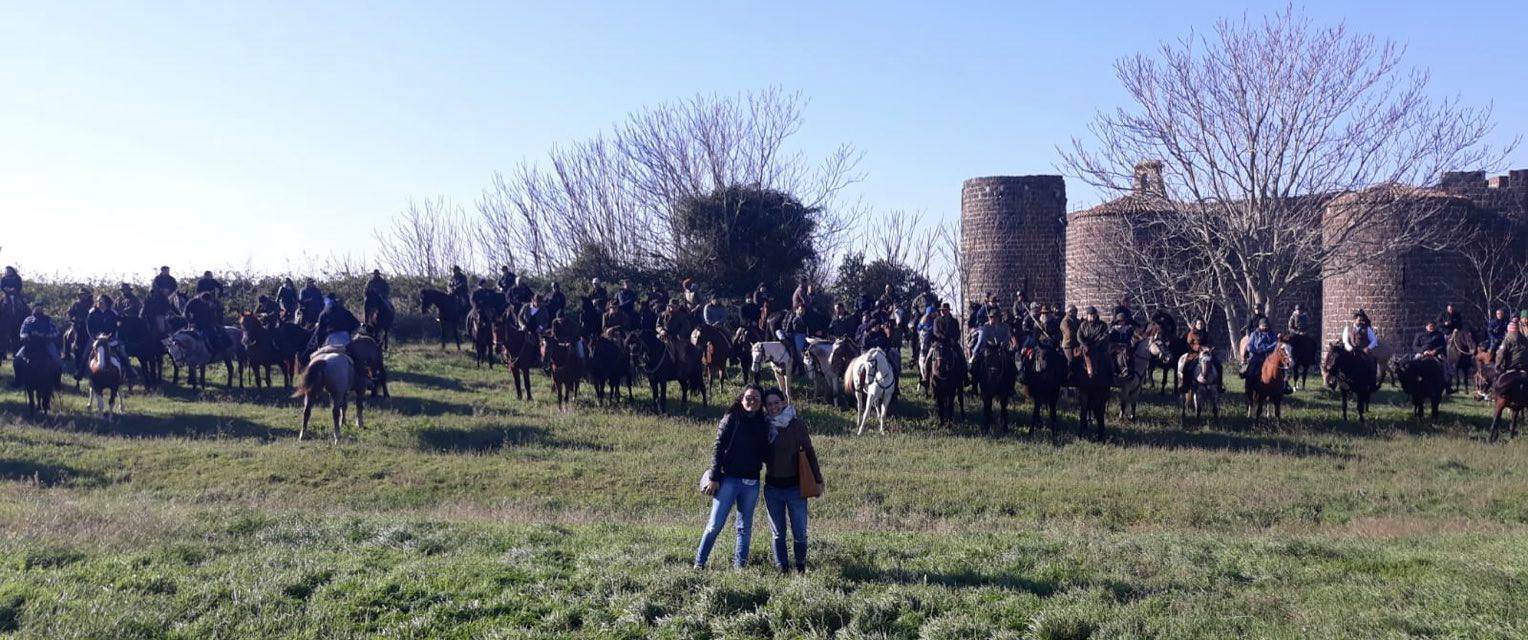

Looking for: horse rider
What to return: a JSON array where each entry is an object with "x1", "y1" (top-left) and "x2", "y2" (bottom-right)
[
  {"x1": 682, "y1": 278, "x2": 703, "y2": 309},
  {"x1": 702, "y1": 296, "x2": 728, "y2": 328},
  {"x1": 297, "y1": 278, "x2": 323, "y2": 325},
  {"x1": 912, "y1": 287, "x2": 940, "y2": 318},
  {"x1": 1412, "y1": 320, "x2": 1455, "y2": 392},
  {"x1": 1341, "y1": 310, "x2": 1379, "y2": 354},
  {"x1": 276, "y1": 278, "x2": 299, "y2": 321},
  {"x1": 87, "y1": 294, "x2": 131, "y2": 376},
  {"x1": 1485, "y1": 308, "x2": 1509, "y2": 354},
  {"x1": 775, "y1": 301, "x2": 809, "y2": 375},
  {"x1": 518, "y1": 294, "x2": 552, "y2": 334},
  {"x1": 470, "y1": 279, "x2": 500, "y2": 317},
  {"x1": 186, "y1": 291, "x2": 230, "y2": 354},
  {"x1": 1496, "y1": 314, "x2": 1528, "y2": 373},
  {"x1": 497, "y1": 265, "x2": 516, "y2": 294},
  {"x1": 1075, "y1": 306, "x2": 1111, "y2": 374},
  {"x1": 589, "y1": 277, "x2": 608, "y2": 310},
  {"x1": 12, "y1": 304, "x2": 60, "y2": 386},
  {"x1": 1177, "y1": 318, "x2": 1224, "y2": 392},
  {"x1": 1, "y1": 266, "x2": 24, "y2": 304},
  {"x1": 615, "y1": 279, "x2": 637, "y2": 316},
  {"x1": 1108, "y1": 306, "x2": 1138, "y2": 348},
  {"x1": 1436, "y1": 303, "x2": 1466, "y2": 336},
  {"x1": 545, "y1": 282, "x2": 567, "y2": 319},
  {"x1": 366, "y1": 270, "x2": 391, "y2": 303},
  {"x1": 65, "y1": 287, "x2": 94, "y2": 369},
  {"x1": 309, "y1": 294, "x2": 360, "y2": 351},
  {"x1": 1240, "y1": 317, "x2": 1279, "y2": 375},
  {"x1": 505, "y1": 276, "x2": 533, "y2": 314},
  {"x1": 1287, "y1": 304, "x2": 1310, "y2": 336},
  {"x1": 151, "y1": 266, "x2": 178, "y2": 299},
  {"x1": 255, "y1": 294, "x2": 280, "y2": 317},
  {"x1": 832, "y1": 302, "x2": 860, "y2": 339},
  {"x1": 1242, "y1": 303, "x2": 1269, "y2": 338},
  {"x1": 601, "y1": 300, "x2": 628, "y2": 335},
  {"x1": 115, "y1": 284, "x2": 142, "y2": 318},
  {"x1": 549, "y1": 313, "x2": 585, "y2": 363},
  {"x1": 968, "y1": 308, "x2": 1012, "y2": 374},
  {"x1": 447, "y1": 265, "x2": 469, "y2": 309},
  {"x1": 195, "y1": 270, "x2": 224, "y2": 299}
]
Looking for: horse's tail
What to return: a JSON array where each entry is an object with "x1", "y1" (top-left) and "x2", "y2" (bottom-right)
[{"x1": 293, "y1": 358, "x2": 327, "y2": 398}]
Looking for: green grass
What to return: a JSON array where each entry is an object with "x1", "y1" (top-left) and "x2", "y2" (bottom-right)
[{"x1": 1, "y1": 344, "x2": 1525, "y2": 638}]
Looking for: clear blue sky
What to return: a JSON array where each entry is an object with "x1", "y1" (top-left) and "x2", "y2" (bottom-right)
[{"x1": 2, "y1": 1, "x2": 1524, "y2": 279}]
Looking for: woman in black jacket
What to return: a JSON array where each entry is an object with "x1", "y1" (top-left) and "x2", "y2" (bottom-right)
[{"x1": 694, "y1": 385, "x2": 770, "y2": 568}]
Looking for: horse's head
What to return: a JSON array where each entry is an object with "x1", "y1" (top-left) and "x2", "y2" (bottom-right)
[
  {"x1": 1196, "y1": 349, "x2": 1218, "y2": 385},
  {"x1": 417, "y1": 289, "x2": 432, "y2": 314}
]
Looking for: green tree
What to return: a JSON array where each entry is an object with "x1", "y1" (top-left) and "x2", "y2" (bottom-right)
[
  {"x1": 672, "y1": 186, "x2": 819, "y2": 299},
  {"x1": 832, "y1": 253, "x2": 932, "y2": 308}
]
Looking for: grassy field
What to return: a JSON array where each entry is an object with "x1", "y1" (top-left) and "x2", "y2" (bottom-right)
[{"x1": 0, "y1": 344, "x2": 1524, "y2": 638}]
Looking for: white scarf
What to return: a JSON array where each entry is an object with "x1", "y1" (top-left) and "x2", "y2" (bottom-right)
[{"x1": 768, "y1": 405, "x2": 796, "y2": 442}]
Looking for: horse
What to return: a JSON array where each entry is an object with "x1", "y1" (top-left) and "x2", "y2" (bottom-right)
[
  {"x1": 1020, "y1": 343, "x2": 1066, "y2": 437},
  {"x1": 347, "y1": 333, "x2": 389, "y2": 398},
  {"x1": 363, "y1": 290, "x2": 395, "y2": 352},
  {"x1": 1146, "y1": 329, "x2": 1187, "y2": 394},
  {"x1": 693, "y1": 323, "x2": 732, "y2": 391},
  {"x1": 827, "y1": 337, "x2": 861, "y2": 408},
  {"x1": 750, "y1": 341, "x2": 795, "y2": 405},
  {"x1": 587, "y1": 330, "x2": 633, "y2": 406},
  {"x1": 1112, "y1": 339, "x2": 1152, "y2": 421},
  {"x1": 541, "y1": 335, "x2": 583, "y2": 412},
  {"x1": 1180, "y1": 348, "x2": 1220, "y2": 424},
  {"x1": 1245, "y1": 344, "x2": 1290, "y2": 421},
  {"x1": 1488, "y1": 370, "x2": 1526, "y2": 442},
  {"x1": 493, "y1": 316, "x2": 538, "y2": 401},
  {"x1": 631, "y1": 331, "x2": 705, "y2": 414},
  {"x1": 0, "y1": 292, "x2": 27, "y2": 361},
  {"x1": 731, "y1": 324, "x2": 767, "y2": 380},
  {"x1": 292, "y1": 347, "x2": 364, "y2": 444},
  {"x1": 801, "y1": 338, "x2": 837, "y2": 401},
  {"x1": 117, "y1": 316, "x2": 167, "y2": 389},
  {"x1": 239, "y1": 313, "x2": 302, "y2": 389},
  {"x1": 1287, "y1": 332, "x2": 1319, "y2": 391},
  {"x1": 1388, "y1": 354, "x2": 1445, "y2": 420},
  {"x1": 1447, "y1": 329, "x2": 1477, "y2": 395},
  {"x1": 1322, "y1": 342, "x2": 1376, "y2": 425},
  {"x1": 924, "y1": 342, "x2": 966, "y2": 425},
  {"x1": 844, "y1": 347, "x2": 896, "y2": 435},
  {"x1": 1071, "y1": 347, "x2": 1112, "y2": 441},
  {"x1": 419, "y1": 288, "x2": 463, "y2": 351},
  {"x1": 1474, "y1": 347, "x2": 1499, "y2": 401},
  {"x1": 163, "y1": 326, "x2": 243, "y2": 390},
  {"x1": 13, "y1": 336, "x2": 61, "y2": 416},
  {"x1": 87, "y1": 334, "x2": 124, "y2": 419},
  {"x1": 975, "y1": 344, "x2": 1016, "y2": 434},
  {"x1": 466, "y1": 308, "x2": 497, "y2": 367}
]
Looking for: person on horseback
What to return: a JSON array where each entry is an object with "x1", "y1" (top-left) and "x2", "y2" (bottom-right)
[
  {"x1": 616, "y1": 279, "x2": 637, "y2": 316},
  {"x1": 549, "y1": 313, "x2": 585, "y2": 363},
  {"x1": 1436, "y1": 303, "x2": 1466, "y2": 336},
  {"x1": 115, "y1": 283, "x2": 142, "y2": 318},
  {"x1": 601, "y1": 300, "x2": 628, "y2": 335},
  {"x1": 1497, "y1": 316, "x2": 1528, "y2": 373},
  {"x1": 196, "y1": 270, "x2": 224, "y2": 299},
  {"x1": 87, "y1": 294, "x2": 131, "y2": 377},
  {"x1": 545, "y1": 282, "x2": 567, "y2": 319},
  {"x1": 255, "y1": 294, "x2": 279, "y2": 316},
  {"x1": 1485, "y1": 308, "x2": 1509, "y2": 355},
  {"x1": 309, "y1": 294, "x2": 360, "y2": 350},
  {"x1": 65, "y1": 287, "x2": 93, "y2": 367},
  {"x1": 504, "y1": 276, "x2": 533, "y2": 313},
  {"x1": 12, "y1": 305, "x2": 60, "y2": 387},
  {"x1": 589, "y1": 277, "x2": 608, "y2": 310},
  {"x1": 776, "y1": 302, "x2": 809, "y2": 375},
  {"x1": 1342, "y1": 310, "x2": 1378, "y2": 354},
  {"x1": 1243, "y1": 303, "x2": 1268, "y2": 338},
  {"x1": 1077, "y1": 306, "x2": 1109, "y2": 352},
  {"x1": 1, "y1": 266, "x2": 23, "y2": 302},
  {"x1": 1241, "y1": 318, "x2": 1278, "y2": 375},
  {"x1": 703, "y1": 296, "x2": 728, "y2": 328},
  {"x1": 297, "y1": 278, "x2": 323, "y2": 324},
  {"x1": 912, "y1": 287, "x2": 940, "y2": 318},
  {"x1": 1178, "y1": 318, "x2": 1224, "y2": 393},
  {"x1": 366, "y1": 270, "x2": 391, "y2": 302},
  {"x1": 152, "y1": 266, "x2": 177, "y2": 299},
  {"x1": 518, "y1": 294, "x2": 551, "y2": 334},
  {"x1": 682, "y1": 278, "x2": 703, "y2": 309},
  {"x1": 276, "y1": 278, "x2": 298, "y2": 321},
  {"x1": 1287, "y1": 304, "x2": 1310, "y2": 336},
  {"x1": 186, "y1": 291, "x2": 230, "y2": 354},
  {"x1": 497, "y1": 265, "x2": 516, "y2": 294},
  {"x1": 968, "y1": 308, "x2": 1012, "y2": 372},
  {"x1": 470, "y1": 279, "x2": 499, "y2": 317},
  {"x1": 1109, "y1": 306, "x2": 1137, "y2": 347},
  {"x1": 1412, "y1": 320, "x2": 1454, "y2": 393},
  {"x1": 448, "y1": 265, "x2": 468, "y2": 295},
  {"x1": 831, "y1": 303, "x2": 859, "y2": 339}
]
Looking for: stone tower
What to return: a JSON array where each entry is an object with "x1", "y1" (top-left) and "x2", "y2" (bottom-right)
[{"x1": 959, "y1": 175, "x2": 1067, "y2": 309}]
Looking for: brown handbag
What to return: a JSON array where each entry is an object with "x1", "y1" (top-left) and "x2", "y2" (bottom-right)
[{"x1": 797, "y1": 447, "x2": 821, "y2": 498}]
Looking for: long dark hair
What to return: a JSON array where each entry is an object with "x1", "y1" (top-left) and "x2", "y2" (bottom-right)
[{"x1": 726, "y1": 384, "x2": 765, "y2": 417}]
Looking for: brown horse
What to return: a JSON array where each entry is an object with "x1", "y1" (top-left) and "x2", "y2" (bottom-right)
[
  {"x1": 87, "y1": 335, "x2": 124, "y2": 419},
  {"x1": 363, "y1": 290, "x2": 394, "y2": 352},
  {"x1": 14, "y1": 334, "x2": 61, "y2": 416},
  {"x1": 493, "y1": 315, "x2": 538, "y2": 401},
  {"x1": 1246, "y1": 344, "x2": 1290, "y2": 420},
  {"x1": 731, "y1": 325, "x2": 767, "y2": 381},
  {"x1": 1488, "y1": 370, "x2": 1526, "y2": 442},
  {"x1": 347, "y1": 334, "x2": 389, "y2": 398},
  {"x1": 1287, "y1": 332, "x2": 1319, "y2": 391},
  {"x1": 466, "y1": 308, "x2": 496, "y2": 367},
  {"x1": 587, "y1": 329, "x2": 633, "y2": 406},
  {"x1": 239, "y1": 313, "x2": 298, "y2": 388},
  {"x1": 541, "y1": 336, "x2": 583, "y2": 412},
  {"x1": 693, "y1": 323, "x2": 732, "y2": 391},
  {"x1": 1071, "y1": 347, "x2": 1112, "y2": 441},
  {"x1": 1021, "y1": 343, "x2": 1066, "y2": 437},
  {"x1": 1322, "y1": 342, "x2": 1375, "y2": 425},
  {"x1": 419, "y1": 288, "x2": 463, "y2": 351},
  {"x1": 925, "y1": 342, "x2": 965, "y2": 425}
]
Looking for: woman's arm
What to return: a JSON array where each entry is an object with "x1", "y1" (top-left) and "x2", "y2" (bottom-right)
[{"x1": 709, "y1": 415, "x2": 733, "y2": 479}]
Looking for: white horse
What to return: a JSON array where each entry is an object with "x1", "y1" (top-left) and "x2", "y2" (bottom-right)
[
  {"x1": 844, "y1": 347, "x2": 896, "y2": 435},
  {"x1": 801, "y1": 338, "x2": 836, "y2": 399},
  {"x1": 292, "y1": 346, "x2": 365, "y2": 444},
  {"x1": 751, "y1": 341, "x2": 794, "y2": 404},
  {"x1": 1187, "y1": 348, "x2": 1221, "y2": 421}
]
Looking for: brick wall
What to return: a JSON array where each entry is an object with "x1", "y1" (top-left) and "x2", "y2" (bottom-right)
[{"x1": 960, "y1": 176, "x2": 1067, "y2": 308}]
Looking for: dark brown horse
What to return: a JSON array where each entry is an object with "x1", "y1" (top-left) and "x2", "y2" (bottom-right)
[
  {"x1": 925, "y1": 342, "x2": 965, "y2": 425},
  {"x1": 587, "y1": 330, "x2": 633, "y2": 406},
  {"x1": 239, "y1": 313, "x2": 303, "y2": 389},
  {"x1": 1389, "y1": 354, "x2": 1445, "y2": 420},
  {"x1": 14, "y1": 334, "x2": 62, "y2": 416},
  {"x1": 419, "y1": 288, "x2": 463, "y2": 351},
  {"x1": 1146, "y1": 328, "x2": 1187, "y2": 394},
  {"x1": 492, "y1": 315, "x2": 538, "y2": 401},
  {"x1": 363, "y1": 290, "x2": 395, "y2": 352},
  {"x1": 542, "y1": 336, "x2": 583, "y2": 412},
  {"x1": 731, "y1": 324, "x2": 767, "y2": 381},
  {"x1": 1322, "y1": 342, "x2": 1375, "y2": 425},
  {"x1": 87, "y1": 334, "x2": 124, "y2": 418},
  {"x1": 632, "y1": 331, "x2": 706, "y2": 414},
  {"x1": 1021, "y1": 343, "x2": 1066, "y2": 437},
  {"x1": 0, "y1": 292, "x2": 26, "y2": 362},
  {"x1": 975, "y1": 344, "x2": 1015, "y2": 434},
  {"x1": 1071, "y1": 347, "x2": 1112, "y2": 441},
  {"x1": 1287, "y1": 332, "x2": 1319, "y2": 391},
  {"x1": 347, "y1": 334, "x2": 389, "y2": 398},
  {"x1": 693, "y1": 323, "x2": 732, "y2": 391},
  {"x1": 1245, "y1": 344, "x2": 1290, "y2": 420},
  {"x1": 1488, "y1": 370, "x2": 1526, "y2": 442},
  {"x1": 1447, "y1": 329, "x2": 1477, "y2": 395},
  {"x1": 466, "y1": 308, "x2": 496, "y2": 367},
  {"x1": 117, "y1": 315, "x2": 167, "y2": 389}
]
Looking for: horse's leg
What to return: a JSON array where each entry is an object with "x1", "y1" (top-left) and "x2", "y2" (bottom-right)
[
  {"x1": 331, "y1": 396, "x2": 343, "y2": 445},
  {"x1": 299, "y1": 395, "x2": 313, "y2": 440},
  {"x1": 1490, "y1": 406, "x2": 1504, "y2": 442}
]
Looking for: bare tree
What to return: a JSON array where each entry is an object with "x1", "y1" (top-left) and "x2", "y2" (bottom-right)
[
  {"x1": 480, "y1": 88, "x2": 863, "y2": 277},
  {"x1": 1457, "y1": 223, "x2": 1528, "y2": 320},
  {"x1": 373, "y1": 197, "x2": 476, "y2": 280},
  {"x1": 1062, "y1": 6, "x2": 1510, "y2": 340}
]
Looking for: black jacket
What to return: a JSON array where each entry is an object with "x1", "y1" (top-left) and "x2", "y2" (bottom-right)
[
  {"x1": 316, "y1": 305, "x2": 360, "y2": 336},
  {"x1": 710, "y1": 411, "x2": 770, "y2": 481},
  {"x1": 86, "y1": 308, "x2": 119, "y2": 336},
  {"x1": 1413, "y1": 330, "x2": 1446, "y2": 353}
]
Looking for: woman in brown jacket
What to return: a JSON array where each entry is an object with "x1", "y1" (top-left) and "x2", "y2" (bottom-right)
[{"x1": 761, "y1": 388, "x2": 823, "y2": 574}]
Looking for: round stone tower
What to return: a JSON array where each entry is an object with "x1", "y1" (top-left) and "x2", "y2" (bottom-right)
[
  {"x1": 960, "y1": 175, "x2": 1067, "y2": 309},
  {"x1": 1321, "y1": 186, "x2": 1477, "y2": 355}
]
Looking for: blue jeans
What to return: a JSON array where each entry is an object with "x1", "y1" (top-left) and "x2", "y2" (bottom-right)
[
  {"x1": 694, "y1": 476, "x2": 760, "y2": 567},
  {"x1": 764, "y1": 484, "x2": 809, "y2": 570}
]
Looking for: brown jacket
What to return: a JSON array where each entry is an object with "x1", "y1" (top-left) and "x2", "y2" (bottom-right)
[{"x1": 765, "y1": 417, "x2": 823, "y2": 488}]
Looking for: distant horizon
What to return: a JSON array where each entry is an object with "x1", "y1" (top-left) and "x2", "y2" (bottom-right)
[{"x1": 4, "y1": 1, "x2": 1525, "y2": 279}]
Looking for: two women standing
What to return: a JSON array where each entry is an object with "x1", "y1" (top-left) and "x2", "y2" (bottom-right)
[{"x1": 694, "y1": 385, "x2": 824, "y2": 572}]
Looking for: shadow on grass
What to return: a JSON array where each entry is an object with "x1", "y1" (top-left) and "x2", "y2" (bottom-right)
[
  {"x1": 392, "y1": 369, "x2": 468, "y2": 392},
  {"x1": 90, "y1": 412, "x2": 296, "y2": 440},
  {"x1": 0, "y1": 458, "x2": 105, "y2": 486},
  {"x1": 415, "y1": 424, "x2": 611, "y2": 454},
  {"x1": 838, "y1": 561, "x2": 1059, "y2": 596}
]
